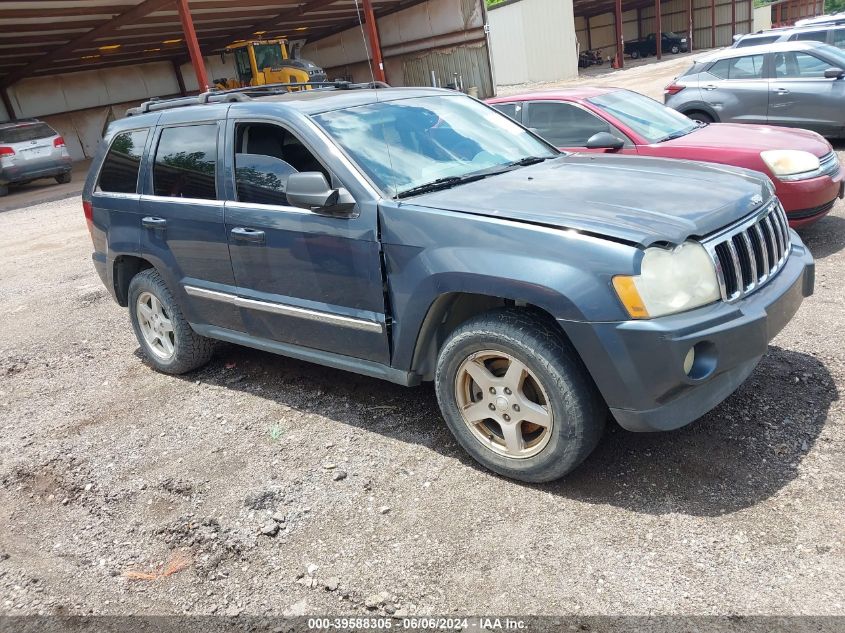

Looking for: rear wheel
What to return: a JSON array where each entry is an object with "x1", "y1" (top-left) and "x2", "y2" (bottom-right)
[
  {"x1": 0, "y1": 184, "x2": 7, "y2": 197},
  {"x1": 128, "y1": 268, "x2": 214, "y2": 374},
  {"x1": 435, "y1": 308, "x2": 606, "y2": 483},
  {"x1": 686, "y1": 110, "x2": 714, "y2": 124},
  {"x1": 670, "y1": 45, "x2": 680, "y2": 54},
  {"x1": 55, "y1": 172, "x2": 72, "y2": 184},
  {"x1": 630, "y1": 50, "x2": 641, "y2": 59}
]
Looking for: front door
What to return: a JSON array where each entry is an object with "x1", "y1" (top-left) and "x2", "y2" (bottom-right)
[
  {"x1": 768, "y1": 49, "x2": 845, "y2": 136},
  {"x1": 700, "y1": 53, "x2": 769, "y2": 124},
  {"x1": 139, "y1": 120, "x2": 241, "y2": 332},
  {"x1": 223, "y1": 118, "x2": 390, "y2": 364}
]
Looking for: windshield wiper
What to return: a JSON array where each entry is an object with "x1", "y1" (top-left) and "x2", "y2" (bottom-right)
[
  {"x1": 507, "y1": 156, "x2": 551, "y2": 167},
  {"x1": 656, "y1": 128, "x2": 696, "y2": 142},
  {"x1": 396, "y1": 174, "x2": 487, "y2": 199}
]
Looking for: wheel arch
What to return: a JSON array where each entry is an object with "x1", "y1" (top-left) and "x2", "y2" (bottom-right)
[
  {"x1": 677, "y1": 102, "x2": 720, "y2": 122},
  {"x1": 112, "y1": 254, "x2": 155, "y2": 306}
]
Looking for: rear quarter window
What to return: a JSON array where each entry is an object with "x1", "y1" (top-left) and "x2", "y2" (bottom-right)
[
  {"x1": 0, "y1": 122, "x2": 56, "y2": 143},
  {"x1": 97, "y1": 129, "x2": 149, "y2": 194}
]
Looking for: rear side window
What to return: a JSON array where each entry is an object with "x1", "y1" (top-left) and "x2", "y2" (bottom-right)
[
  {"x1": 833, "y1": 28, "x2": 845, "y2": 48},
  {"x1": 736, "y1": 35, "x2": 780, "y2": 48},
  {"x1": 97, "y1": 129, "x2": 148, "y2": 194},
  {"x1": 0, "y1": 122, "x2": 55, "y2": 143},
  {"x1": 153, "y1": 124, "x2": 217, "y2": 200},
  {"x1": 790, "y1": 30, "x2": 828, "y2": 42},
  {"x1": 708, "y1": 54, "x2": 764, "y2": 79}
]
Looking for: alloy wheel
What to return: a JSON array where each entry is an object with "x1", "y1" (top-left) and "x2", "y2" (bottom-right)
[
  {"x1": 136, "y1": 291, "x2": 176, "y2": 361},
  {"x1": 454, "y1": 350, "x2": 554, "y2": 459}
]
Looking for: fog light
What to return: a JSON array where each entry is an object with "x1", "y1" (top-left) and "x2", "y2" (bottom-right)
[{"x1": 683, "y1": 347, "x2": 695, "y2": 375}]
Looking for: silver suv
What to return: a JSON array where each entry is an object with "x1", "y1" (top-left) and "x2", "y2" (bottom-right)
[
  {"x1": 733, "y1": 24, "x2": 845, "y2": 49},
  {"x1": 0, "y1": 119, "x2": 72, "y2": 197},
  {"x1": 664, "y1": 41, "x2": 845, "y2": 137}
]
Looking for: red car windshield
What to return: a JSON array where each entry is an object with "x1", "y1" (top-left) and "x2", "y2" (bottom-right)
[{"x1": 588, "y1": 90, "x2": 698, "y2": 144}]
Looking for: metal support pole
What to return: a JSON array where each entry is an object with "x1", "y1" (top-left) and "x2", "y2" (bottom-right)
[
  {"x1": 731, "y1": 0, "x2": 736, "y2": 37},
  {"x1": 689, "y1": 0, "x2": 694, "y2": 50},
  {"x1": 362, "y1": 0, "x2": 386, "y2": 83},
  {"x1": 176, "y1": 0, "x2": 209, "y2": 92},
  {"x1": 172, "y1": 59, "x2": 187, "y2": 96},
  {"x1": 1, "y1": 87, "x2": 15, "y2": 121},
  {"x1": 615, "y1": 0, "x2": 624, "y2": 68},
  {"x1": 636, "y1": 8, "x2": 642, "y2": 41},
  {"x1": 710, "y1": 0, "x2": 716, "y2": 48},
  {"x1": 655, "y1": 0, "x2": 662, "y2": 60},
  {"x1": 586, "y1": 15, "x2": 592, "y2": 51}
]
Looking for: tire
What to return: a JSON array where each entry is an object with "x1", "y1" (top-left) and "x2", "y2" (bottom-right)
[
  {"x1": 55, "y1": 172, "x2": 72, "y2": 184},
  {"x1": 686, "y1": 110, "x2": 715, "y2": 124},
  {"x1": 671, "y1": 45, "x2": 680, "y2": 54},
  {"x1": 434, "y1": 308, "x2": 606, "y2": 483},
  {"x1": 630, "y1": 50, "x2": 640, "y2": 59},
  {"x1": 128, "y1": 268, "x2": 214, "y2": 374},
  {"x1": 0, "y1": 184, "x2": 8, "y2": 197}
]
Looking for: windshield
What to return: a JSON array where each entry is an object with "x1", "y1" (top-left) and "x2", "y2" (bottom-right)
[
  {"x1": 312, "y1": 95, "x2": 558, "y2": 197},
  {"x1": 587, "y1": 89, "x2": 698, "y2": 143},
  {"x1": 253, "y1": 43, "x2": 285, "y2": 69}
]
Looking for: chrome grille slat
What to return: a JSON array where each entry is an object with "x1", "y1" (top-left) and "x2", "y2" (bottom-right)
[{"x1": 703, "y1": 200, "x2": 791, "y2": 303}]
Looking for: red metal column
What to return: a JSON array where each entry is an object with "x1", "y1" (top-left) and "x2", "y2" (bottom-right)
[
  {"x1": 710, "y1": 0, "x2": 716, "y2": 48},
  {"x1": 776, "y1": 2, "x2": 781, "y2": 26},
  {"x1": 614, "y1": 0, "x2": 624, "y2": 68},
  {"x1": 362, "y1": 0, "x2": 386, "y2": 83},
  {"x1": 655, "y1": 0, "x2": 662, "y2": 60},
  {"x1": 176, "y1": 0, "x2": 209, "y2": 92},
  {"x1": 636, "y1": 8, "x2": 642, "y2": 41}
]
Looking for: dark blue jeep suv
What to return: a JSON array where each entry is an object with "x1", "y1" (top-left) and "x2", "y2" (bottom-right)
[{"x1": 83, "y1": 83, "x2": 814, "y2": 482}]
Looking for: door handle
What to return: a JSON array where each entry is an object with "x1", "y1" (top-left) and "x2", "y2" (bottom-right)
[
  {"x1": 231, "y1": 227, "x2": 266, "y2": 244},
  {"x1": 775, "y1": 87, "x2": 790, "y2": 94},
  {"x1": 141, "y1": 216, "x2": 167, "y2": 230},
  {"x1": 702, "y1": 84, "x2": 718, "y2": 91}
]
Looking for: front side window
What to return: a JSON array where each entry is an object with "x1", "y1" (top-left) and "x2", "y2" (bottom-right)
[
  {"x1": 774, "y1": 51, "x2": 832, "y2": 77},
  {"x1": 153, "y1": 124, "x2": 217, "y2": 200},
  {"x1": 312, "y1": 95, "x2": 558, "y2": 197},
  {"x1": 98, "y1": 128, "x2": 148, "y2": 194},
  {"x1": 234, "y1": 48, "x2": 253, "y2": 83},
  {"x1": 833, "y1": 28, "x2": 845, "y2": 48},
  {"x1": 708, "y1": 54, "x2": 764, "y2": 79},
  {"x1": 526, "y1": 102, "x2": 612, "y2": 146},
  {"x1": 253, "y1": 43, "x2": 284, "y2": 70},
  {"x1": 233, "y1": 122, "x2": 329, "y2": 206},
  {"x1": 588, "y1": 89, "x2": 697, "y2": 144}
]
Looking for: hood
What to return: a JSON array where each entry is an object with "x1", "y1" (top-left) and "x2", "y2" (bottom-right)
[
  {"x1": 406, "y1": 154, "x2": 771, "y2": 246},
  {"x1": 663, "y1": 122, "x2": 832, "y2": 156}
]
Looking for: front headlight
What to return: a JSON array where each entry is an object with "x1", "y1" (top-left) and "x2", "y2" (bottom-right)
[
  {"x1": 760, "y1": 150, "x2": 821, "y2": 181},
  {"x1": 613, "y1": 241, "x2": 720, "y2": 319}
]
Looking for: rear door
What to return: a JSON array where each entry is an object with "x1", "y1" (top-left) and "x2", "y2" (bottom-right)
[
  {"x1": 139, "y1": 115, "x2": 242, "y2": 332},
  {"x1": 523, "y1": 101, "x2": 636, "y2": 153},
  {"x1": 700, "y1": 53, "x2": 768, "y2": 123},
  {"x1": 768, "y1": 49, "x2": 845, "y2": 135},
  {"x1": 222, "y1": 116, "x2": 390, "y2": 364}
]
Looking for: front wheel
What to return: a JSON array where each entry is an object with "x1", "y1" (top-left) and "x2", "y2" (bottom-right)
[
  {"x1": 128, "y1": 268, "x2": 215, "y2": 374},
  {"x1": 55, "y1": 172, "x2": 72, "y2": 184},
  {"x1": 0, "y1": 184, "x2": 8, "y2": 197},
  {"x1": 670, "y1": 45, "x2": 680, "y2": 54},
  {"x1": 630, "y1": 50, "x2": 640, "y2": 59},
  {"x1": 686, "y1": 110, "x2": 715, "y2": 124},
  {"x1": 435, "y1": 309, "x2": 606, "y2": 483}
]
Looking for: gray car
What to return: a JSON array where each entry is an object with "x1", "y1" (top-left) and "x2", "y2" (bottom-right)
[
  {"x1": 733, "y1": 24, "x2": 845, "y2": 49},
  {"x1": 665, "y1": 41, "x2": 845, "y2": 137},
  {"x1": 84, "y1": 84, "x2": 814, "y2": 482},
  {"x1": 0, "y1": 119, "x2": 73, "y2": 196}
]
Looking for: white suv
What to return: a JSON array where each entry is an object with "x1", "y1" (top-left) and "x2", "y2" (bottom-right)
[{"x1": 0, "y1": 119, "x2": 72, "y2": 196}]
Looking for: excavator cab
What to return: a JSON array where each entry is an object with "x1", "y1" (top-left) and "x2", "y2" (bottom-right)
[{"x1": 217, "y1": 39, "x2": 327, "y2": 90}]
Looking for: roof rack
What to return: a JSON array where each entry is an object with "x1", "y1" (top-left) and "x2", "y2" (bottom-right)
[{"x1": 126, "y1": 80, "x2": 390, "y2": 116}]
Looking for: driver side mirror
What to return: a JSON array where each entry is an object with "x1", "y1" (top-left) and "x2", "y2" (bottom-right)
[
  {"x1": 585, "y1": 132, "x2": 625, "y2": 150},
  {"x1": 286, "y1": 172, "x2": 355, "y2": 214},
  {"x1": 824, "y1": 67, "x2": 845, "y2": 79}
]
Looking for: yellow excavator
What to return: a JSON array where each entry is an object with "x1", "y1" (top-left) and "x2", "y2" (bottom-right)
[{"x1": 214, "y1": 39, "x2": 327, "y2": 90}]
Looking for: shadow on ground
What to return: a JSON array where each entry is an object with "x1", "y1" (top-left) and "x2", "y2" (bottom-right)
[
  {"x1": 796, "y1": 213, "x2": 845, "y2": 261},
  {"x1": 164, "y1": 339, "x2": 835, "y2": 518}
]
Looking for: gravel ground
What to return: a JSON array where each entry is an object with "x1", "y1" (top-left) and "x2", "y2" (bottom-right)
[{"x1": 0, "y1": 96, "x2": 843, "y2": 621}]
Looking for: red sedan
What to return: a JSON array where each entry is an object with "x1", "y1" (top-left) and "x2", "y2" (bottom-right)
[{"x1": 487, "y1": 88, "x2": 844, "y2": 227}]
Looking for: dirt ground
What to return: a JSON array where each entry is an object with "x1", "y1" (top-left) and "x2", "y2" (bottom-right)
[{"x1": 0, "y1": 61, "x2": 844, "y2": 621}]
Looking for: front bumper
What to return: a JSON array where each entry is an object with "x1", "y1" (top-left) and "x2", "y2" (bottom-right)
[
  {"x1": 776, "y1": 166, "x2": 844, "y2": 228},
  {"x1": 562, "y1": 234, "x2": 814, "y2": 432}
]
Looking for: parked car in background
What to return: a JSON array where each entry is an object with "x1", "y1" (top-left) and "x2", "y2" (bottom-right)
[
  {"x1": 0, "y1": 119, "x2": 72, "y2": 196},
  {"x1": 625, "y1": 32, "x2": 689, "y2": 58},
  {"x1": 732, "y1": 23, "x2": 845, "y2": 49},
  {"x1": 84, "y1": 84, "x2": 814, "y2": 483},
  {"x1": 488, "y1": 87, "x2": 844, "y2": 227},
  {"x1": 664, "y1": 41, "x2": 845, "y2": 139},
  {"x1": 795, "y1": 11, "x2": 845, "y2": 27}
]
